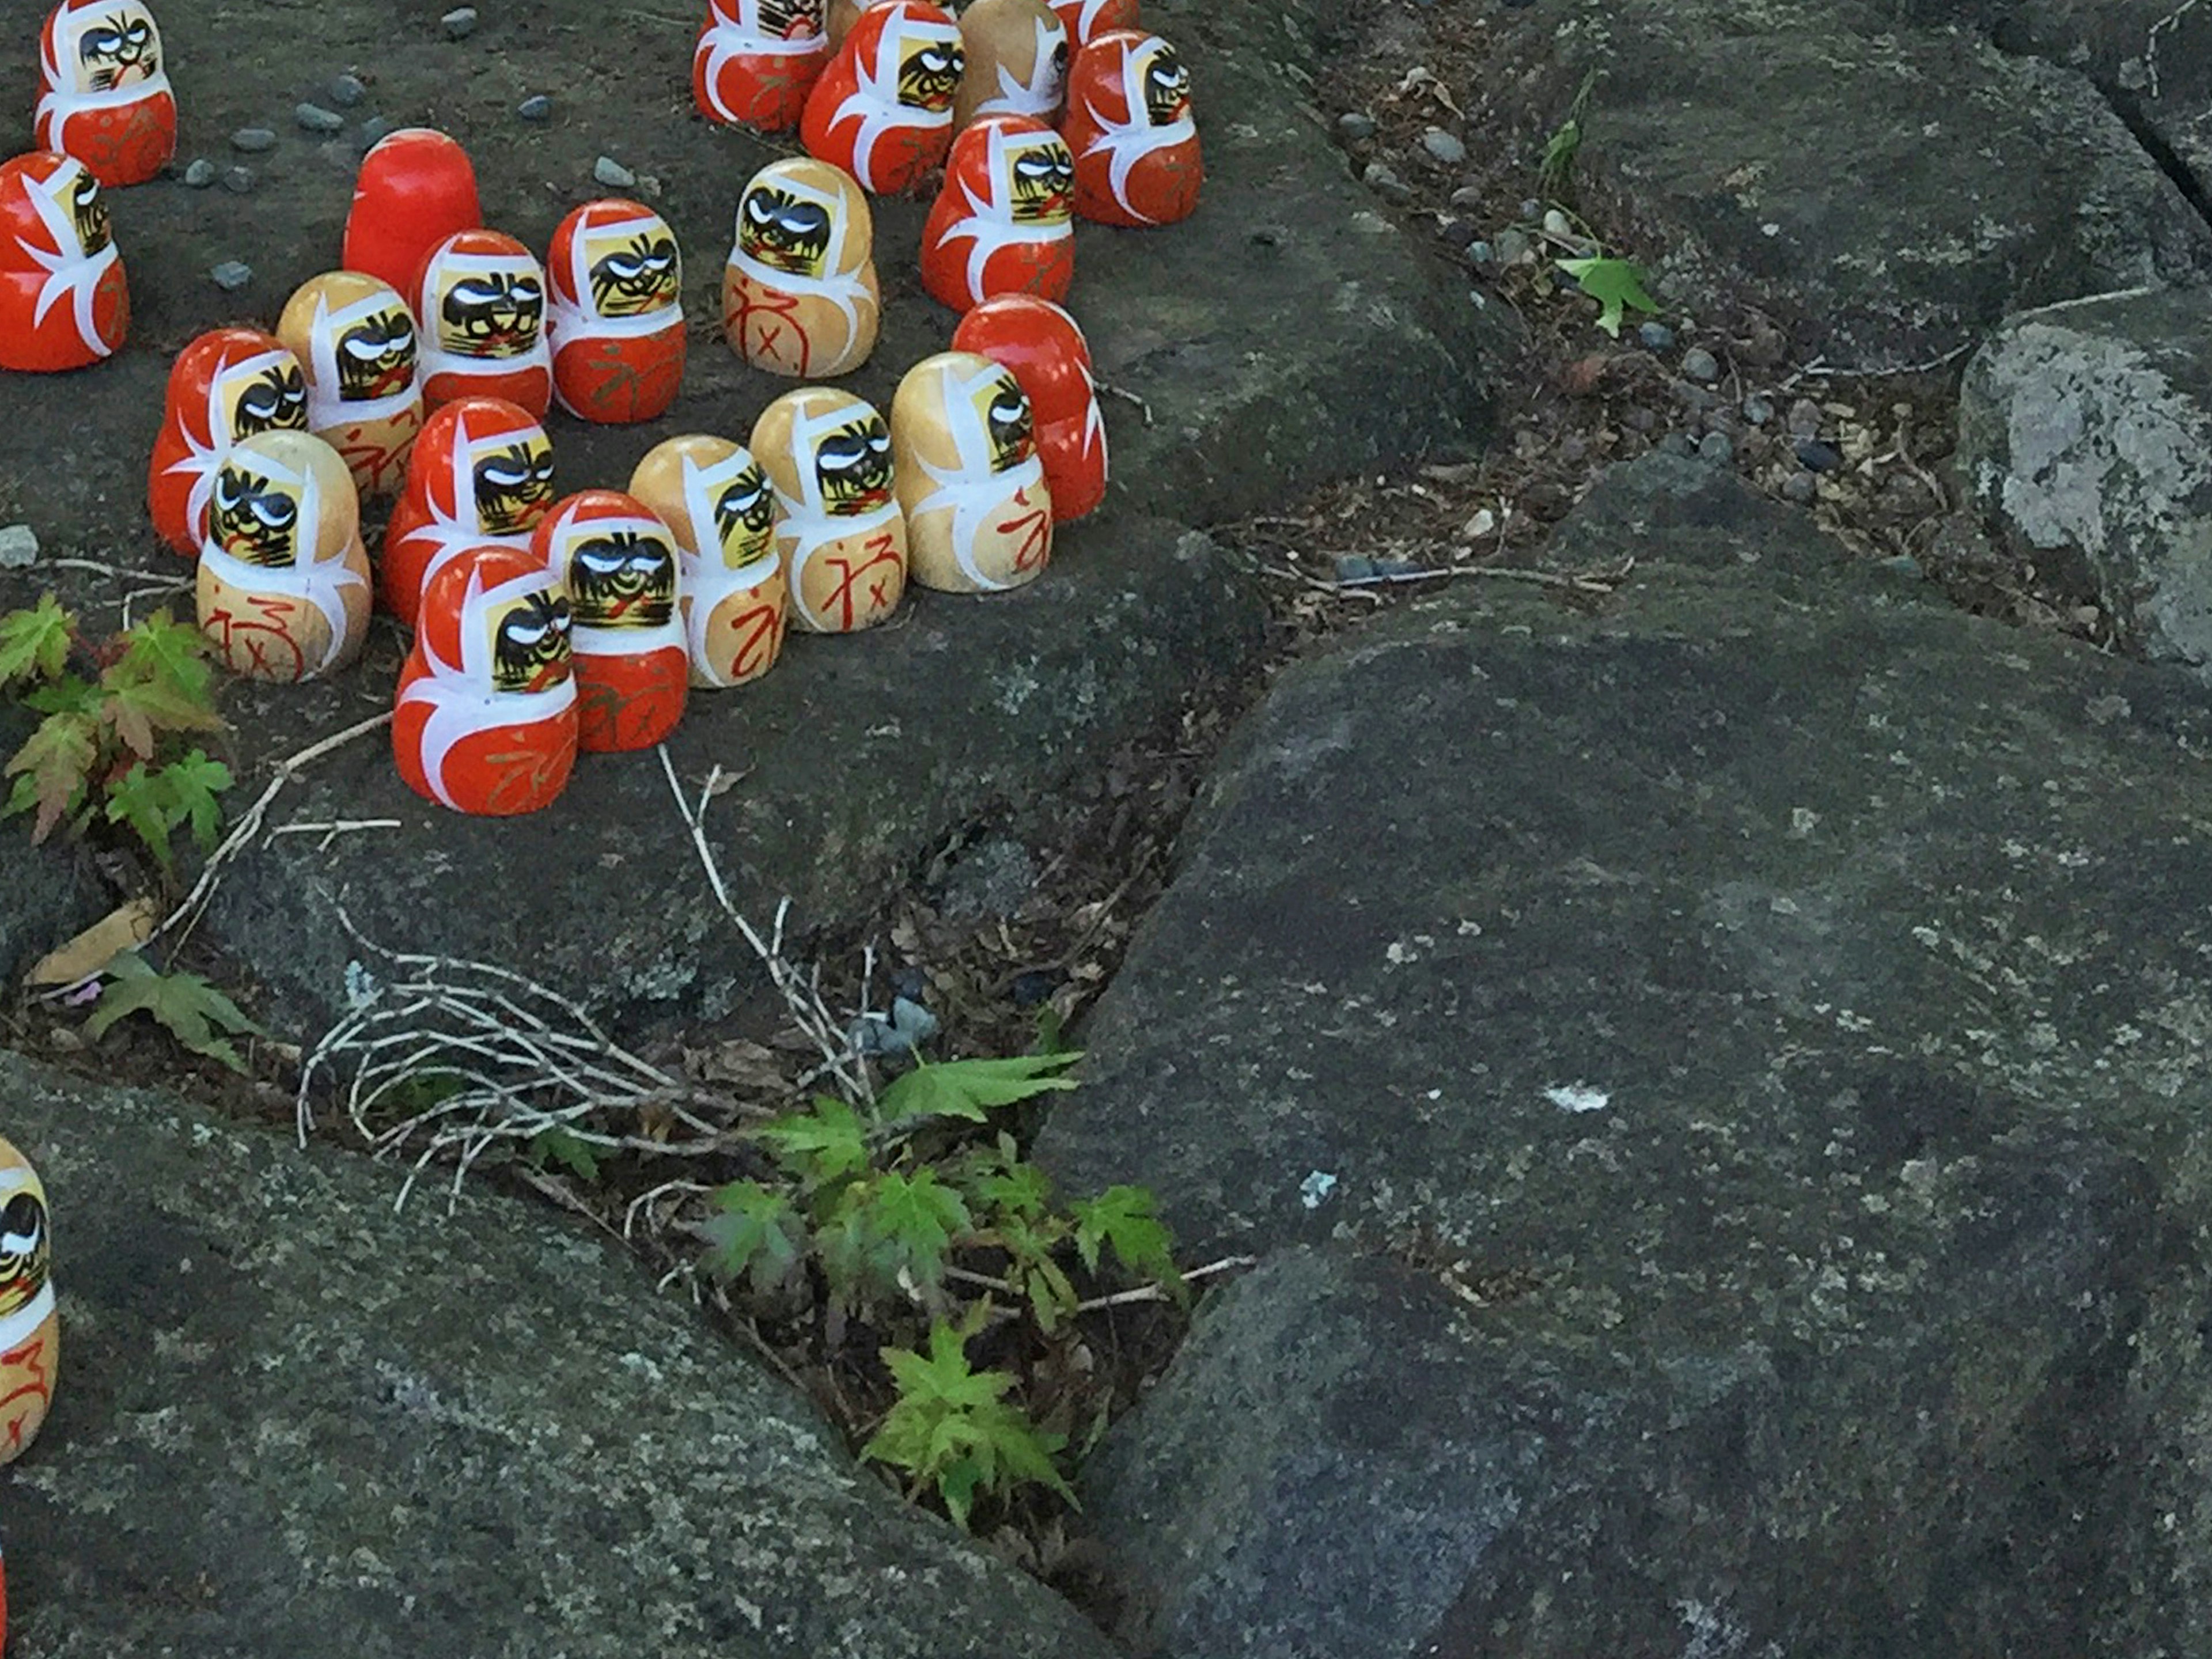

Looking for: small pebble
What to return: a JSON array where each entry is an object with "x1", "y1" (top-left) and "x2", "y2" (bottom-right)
[
  {"x1": 517, "y1": 93, "x2": 552, "y2": 121},
  {"x1": 442, "y1": 6, "x2": 478, "y2": 37},
  {"x1": 358, "y1": 116, "x2": 395, "y2": 148},
  {"x1": 1557, "y1": 433, "x2": 1588, "y2": 466},
  {"x1": 329, "y1": 72, "x2": 366, "y2": 107},
  {"x1": 1786, "y1": 397, "x2": 1824, "y2": 438},
  {"x1": 222, "y1": 165, "x2": 255, "y2": 194},
  {"x1": 1336, "y1": 111, "x2": 1376, "y2": 144},
  {"x1": 1464, "y1": 239, "x2": 1494, "y2": 266},
  {"x1": 594, "y1": 154, "x2": 637, "y2": 188},
  {"x1": 210, "y1": 260, "x2": 253, "y2": 292},
  {"x1": 1541, "y1": 207, "x2": 1571, "y2": 237},
  {"x1": 1494, "y1": 226, "x2": 1532, "y2": 264},
  {"x1": 1449, "y1": 184, "x2": 1483, "y2": 211},
  {"x1": 0, "y1": 525, "x2": 38, "y2": 570},
  {"x1": 183, "y1": 157, "x2": 216, "y2": 188},
  {"x1": 1421, "y1": 128, "x2": 1467, "y2": 167},
  {"x1": 1637, "y1": 320, "x2": 1675, "y2": 351},
  {"x1": 1435, "y1": 217, "x2": 1479, "y2": 249},
  {"x1": 1794, "y1": 437, "x2": 1843, "y2": 472},
  {"x1": 1656, "y1": 432, "x2": 1697, "y2": 459},
  {"x1": 1782, "y1": 472, "x2": 1818, "y2": 505},
  {"x1": 1697, "y1": 431, "x2": 1735, "y2": 464},
  {"x1": 1518, "y1": 197, "x2": 1540, "y2": 218},
  {"x1": 296, "y1": 101, "x2": 346, "y2": 135},
  {"x1": 230, "y1": 126, "x2": 276, "y2": 153},
  {"x1": 1741, "y1": 393, "x2": 1775, "y2": 426},
  {"x1": 1681, "y1": 346, "x2": 1720, "y2": 383},
  {"x1": 889, "y1": 995, "x2": 941, "y2": 1044},
  {"x1": 1360, "y1": 160, "x2": 1411, "y2": 205}
]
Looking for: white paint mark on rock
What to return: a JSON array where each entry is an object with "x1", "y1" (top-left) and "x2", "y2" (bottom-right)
[
  {"x1": 1544, "y1": 1082, "x2": 1608, "y2": 1113},
  {"x1": 1298, "y1": 1170, "x2": 1338, "y2": 1209}
]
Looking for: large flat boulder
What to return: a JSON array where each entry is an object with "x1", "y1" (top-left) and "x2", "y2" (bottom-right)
[
  {"x1": 1957, "y1": 285, "x2": 2212, "y2": 677},
  {"x1": 1482, "y1": 0, "x2": 2212, "y2": 369},
  {"x1": 1035, "y1": 454, "x2": 2212, "y2": 1656},
  {"x1": 0, "y1": 1049, "x2": 1121, "y2": 1658}
]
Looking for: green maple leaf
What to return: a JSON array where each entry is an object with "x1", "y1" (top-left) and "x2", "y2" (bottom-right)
[
  {"x1": 526, "y1": 1125, "x2": 603, "y2": 1183},
  {"x1": 876, "y1": 1050, "x2": 1084, "y2": 1126},
  {"x1": 856, "y1": 1167, "x2": 972, "y2": 1295},
  {"x1": 0, "y1": 596, "x2": 75, "y2": 689},
  {"x1": 114, "y1": 609, "x2": 217, "y2": 709},
  {"x1": 1000, "y1": 1215, "x2": 1079, "y2": 1334},
  {"x1": 757, "y1": 1095, "x2": 871, "y2": 1185},
  {"x1": 957, "y1": 1133, "x2": 1055, "y2": 1224},
  {"x1": 1555, "y1": 256, "x2": 1661, "y2": 337},
  {"x1": 158, "y1": 749, "x2": 232, "y2": 851},
  {"x1": 700, "y1": 1179, "x2": 805, "y2": 1294},
  {"x1": 82, "y1": 949, "x2": 263, "y2": 1073},
  {"x1": 21, "y1": 675, "x2": 100, "y2": 718},
  {"x1": 104, "y1": 762, "x2": 177, "y2": 868},
  {"x1": 862, "y1": 1317, "x2": 1074, "y2": 1530},
  {"x1": 1070, "y1": 1185, "x2": 1181, "y2": 1293},
  {"x1": 3, "y1": 711, "x2": 99, "y2": 842}
]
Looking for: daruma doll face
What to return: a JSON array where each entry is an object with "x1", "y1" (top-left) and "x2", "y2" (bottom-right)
[{"x1": 0, "y1": 1135, "x2": 56, "y2": 1464}]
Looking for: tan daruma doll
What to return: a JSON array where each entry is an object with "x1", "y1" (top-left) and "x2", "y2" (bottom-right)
[
  {"x1": 724, "y1": 157, "x2": 880, "y2": 380},
  {"x1": 196, "y1": 429, "x2": 373, "y2": 682},
  {"x1": 0, "y1": 1132, "x2": 56, "y2": 1465},
  {"x1": 892, "y1": 350, "x2": 1052, "y2": 593},
  {"x1": 751, "y1": 387, "x2": 906, "y2": 634},
  {"x1": 953, "y1": 0, "x2": 1068, "y2": 127},
  {"x1": 276, "y1": 270, "x2": 425, "y2": 500},
  {"x1": 629, "y1": 434, "x2": 791, "y2": 690}
]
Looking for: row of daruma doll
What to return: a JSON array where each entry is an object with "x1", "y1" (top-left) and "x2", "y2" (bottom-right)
[
  {"x1": 699, "y1": 0, "x2": 1200, "y2": 230},
  {"x1": 153, "y1": 294, "x2": 1104, "y2": 816}
]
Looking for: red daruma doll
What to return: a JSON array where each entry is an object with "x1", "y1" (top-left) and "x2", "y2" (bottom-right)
[
  {"x1": 1062, "y1": 29, "x2": 1200, "y2": 228},
  {"x1": 35, "y1": 0, "x2": 176, "y2": 187},
  {"x1": 0, "y1": 1132, "x2": 57, "y2": 1467},
  {"x1": 382, "y1": 396, "x2": 556, "y2": 625},
  {"x1": 920, "y1": 114, "x2": 1074, "y2": 312},
  {"x1": 146, "y1": 328, "x2": 310, "y2": 557},
  {"x1": 531, "y1": 492, "x2": 688, "y2": 751},
  {"x1": 953, "y1": 293, "x2": 1107, "y2": 521},
  {"x1": 343, "y1": 128, "x2": 482, "y2": 300},
  {"x1": 629, "y1": 435, "x2": 790, "y2": 691},
  {"x1": 1048, "y1": 0, "x2": 1135, "y2": 47},
  {"x1": 694, "y1": 0, "x2": 831, "y2": 132},
  {"x1": 0, "y1": 150, "x2": 128, "y2": 373},
  {"x1": 750, "y1": 387, "x2": 906, "y2": 634},
  {"x1": 395, "y1": 546, "x2": 579, "y2": 816},
  {"x1": 414, "y1": 229, "x2": 552, "y2": 416},
  {"x1": 799, "y1": 0, "x2": 963, "y2": 194},
  {"x1": 545, "y1": 199, "x2": 685, "y2": 425}
]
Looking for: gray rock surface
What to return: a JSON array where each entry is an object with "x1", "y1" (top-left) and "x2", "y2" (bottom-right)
[
  {"x1": 1958, "y1": 285, "x2": 2212, "y2": 676},
  {"x1": 1037, "y1": 455, "x2": 2212, "y2": 1656},
  {"x1": 0, "y1": 1050, "x2": 1120, "y2": 1658},
  {"x1": 1484, "y1": 0, "x2": 2212, "y2": 369}
]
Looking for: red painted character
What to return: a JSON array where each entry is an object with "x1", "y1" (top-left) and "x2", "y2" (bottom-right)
[
  {"x1": 546, "y1": 199, "x2": 685, "y2": 425},
  {"x1": 35, "y1": 0, "x2": 176, "y2": 187},
  {"x1": 629, "y1": 434, "x2": 790, "y2": 691},
  {"x1": 921, "y1": 113, "x2": 1074, "y2": 312},
  {"x1": 1048, "y1": 0, "x2": 1136, "y2": 47},
  {"x1": 0, "y1": 1133, "x2": 56, "y2": 1474},
  {"x1": 1061, "y1": 28, "x2": 1199, "y2": 227},
  {"x1": 952, "y1": 293, "x2": 1107, "y2": 521},
  {"x1": 529, "y1": 492, "x2": 688, "y2": 752},
  {"x1": 396, "y1": 546, "x2": 578, "y2": 816},
  {"x1": 276, "y1": 271, "x2": 425, "y2": 500},
  {"x1": 343, "y1": 127, "x2": 482, "y2": 300},
  {"x1": 147, "y1": 328, "x2": 310, "y2": 558},
  {"x1": 798, "y1": 0, "x2": 963, "y2": 195},
  {"x1": 413, "y1": 229, "x2": 552, "y2": 416},
  {"x1": 382, "y1": 396, "x2": 555, "y2": 626},
  {"x1": 0, "y1": 150, "x2": 128, "y2": 373},
  {"x1": 891, "y1": 350, "x2": 1052, "y2": 593},
  {"x1": 694, "y1": 0, "x2": 831, "y2": 132},
  {"x1": 721, "y1": 157, "x2": 880, "y2": 378},
  {"x1": 195, "y1": 430, "x2": 372, "y2": 683},
  {"x1": 750, "y1": 387, "x2": 907, "y2": 634}
]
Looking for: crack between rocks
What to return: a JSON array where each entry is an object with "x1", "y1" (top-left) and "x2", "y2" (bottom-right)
[{"x1": 2105, "y1": 86, "x2": 2212, "y2": 233}]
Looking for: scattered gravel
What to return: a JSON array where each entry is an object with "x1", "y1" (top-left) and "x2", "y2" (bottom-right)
[
  {"x1": 1361, "y1": 161, "x2": 1411, "y2": 205},
  {"x1": 329, "y1": 73, "x2": 366, "y2": 107},
  {"x1": 442, "y1": 6, "x2": 479, "y2": 38},
  {"x1": 296, "y1": 102, "x2": 346, "y2": 135},
  {"x1": 518, "y1": 93, "x2": 552, "y2": 121},
  {"x1": 593, "y1": 155, "x2": 637, "y2": 188},
  {"x1": 1421, "y1": 128, "x2": 1467, "y2": 168},
  {"x1": 1637, "y1": 321, "x2": 1675, "y2": 351},
  {"x1": 183, "y1": 158, "x2": 216, "y2": 188},
  {"x1": 1681, "y1": 346, "x2": 1720, "y2": 383},
  {"x1": 222, "y1": 165, "x2": 255, "y2": 194},
  {"x1": 230, "y1": 127, "x2": 276, "y2": 153},
  {"x1": 1782, "y1": 472, "x2": 1819, "y2": 505},
  {"x1": 0, "y1": 525, "x2": 38, "y2": 570},
  {"x1": 1494, "y1": 227, "x2": 1531, "y2": 264},
  {"x1": 210, "y1": 261, "x2": 253, "y2": 292},
  {"x1": 1741, "y1": 394, "x2": 1775, "y2": 426},
  {"x1": 1794, "y1": 438, "x2": 1844, "y2": 473},
  {"x1": 358, "y1": 116, "x2": 394, "y2": 148},
  {"x1": 1336, "y1": 111, "x2": 1376, "y2": 143},
  {"x1": 1464, "y1": 240, "x2": 1494, "y2": 266},
  {"x1": 1448, "y1": 185, "x2": 1482, "y2": 212},
  {"x1": 1698, "y1": 431, "x2": 1736, "y2": 464},
  {"x1": 1786, "y1": 397, "x2": 1824, "y2": 438}
]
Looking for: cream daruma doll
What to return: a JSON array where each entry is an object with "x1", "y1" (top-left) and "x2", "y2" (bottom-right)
[
  {"x1": 196, "y1": 430, "x2": 372, "y2": 682},
  {"x1": 750, "y1": 387, "x2": 905, "y2": 634},
  {"x1": 0, "y1": 1132, "x2": 56, "y2": 1465},
  {"x1": 892, "y1": 350, "x2": 1052, "y2": 593},
  {"x1": 723, "y1": 157, "x2": 880, "y2": 379},
  {"x1": 277, "y1": 270, "x2": 425, "y2": 500},
  {"x1": 629, "y1": 435, "x2": 790, "y2": 690}
]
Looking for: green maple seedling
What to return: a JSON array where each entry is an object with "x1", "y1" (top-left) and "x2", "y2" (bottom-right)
[
  {"x1": 1555, "y1": 256, "x2": 1661, "y2": 338},
  {"x1": 83, "y1": 949, "x2": 263, "y2": 1074}
]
